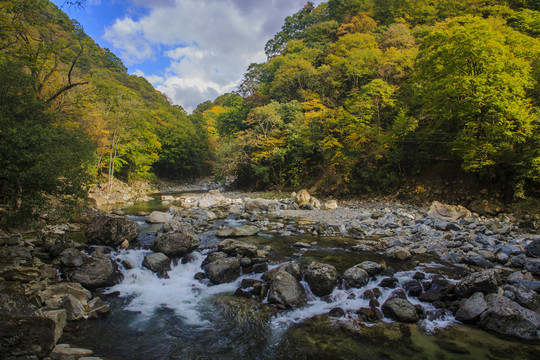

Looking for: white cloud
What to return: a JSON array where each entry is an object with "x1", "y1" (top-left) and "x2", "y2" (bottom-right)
[{"x1": 104, "y1": 0, "x2": 325, "y2": 112}]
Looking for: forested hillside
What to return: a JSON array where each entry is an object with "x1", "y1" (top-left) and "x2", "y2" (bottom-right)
[
  {"x1": 0, "y1": 0, "x2": 211, "y2": 221},
  {"x1": 204, "y1": 0, "x2": 540, "y2": 198}
]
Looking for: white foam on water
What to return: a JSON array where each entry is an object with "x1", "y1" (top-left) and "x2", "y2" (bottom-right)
[{"x1": 110, "y1": 250, "x2": 239, "y2": 326}]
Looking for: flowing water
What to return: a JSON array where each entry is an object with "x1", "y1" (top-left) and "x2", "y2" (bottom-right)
[{"x1": 61, "y1": 200, "x2": 540, "y2": 360}]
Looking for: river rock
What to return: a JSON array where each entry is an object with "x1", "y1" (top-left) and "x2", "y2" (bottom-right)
[
  {"x1": 469, "y1": 199, "x2": 501, "y2": 216},
  {"x1": 322, "y1": 200, "x2": 338, "y2": 210},
  {"x1": 455, "y1": 292, "x2": 488, "y2": 323},
  {"x1": 521, "y1": 280, "x2": 540, "y2": 294},
  {"x1": 216, "y1": 225, "x2": 260, "y2": 237},
  {"x1": 403, "y1": 280, "x2": 423, "y2": 297},
  {"x1": 480, "y1": 293, "x2": 540, "y2": 340},
  {"x1": 146, "y1": 211, "x2": 172, "y2": 224},
  {"x1": 143, "y1": 252, "x2": 171, "y2": 278},
  {"x1": 294, "y1": 189, "x2": 311, "y2": 207},
  {"x1": 86, "y1": 297, "x2": 110, "y2": 319},
  {"x1": 304, "y1": 262, "x2": 338, "y2": 297},
  {"x1": 57, "y1": 248, "x2": 87, "y2": 268},
  {"x1": 357, "y1": 261, "x2": 385, "y2": 276},
  {"x1": 40, "y1": 282, "x2": 92, "y2": 304},
  {"x1": 85, "y1": 215, "x2": 139, "y2": 247},
  {"x1": 526, "y1": 239, "x2": 540, "y2": 257},
  {"x1": 385, "y1": 246, "x2": 412, "y2": 260},
  {"x1": 503, "y1": 284, "x2": 540, "y2": 311},
  {"x1": 151, "y1": 232, "x2": 200, "y2": 257},
  {"x1": 66, "y1": 250, "x2": 120, "y2": 289},
  {"x1": 42, "y1": 309, "x2": 67, "y2": 343},
  {"x1": 524, "y1": 260, "x2": 540, "y2": 276},
  {"x1": 197, "y1": 190, "x2": 226, "y2": 208},
  {"x1": 218, "y1": 239, "x2": 258, "y2": 258},
  {"x1": 50, "y1": 344, "x2": 94, "y2": 360},
  {"x1": 244, "y1": 198, "x2": 276, "y2": 212},
  {"x1": 381, "y1": 297, "x2": 419, "y2": 323},
  {"x1": 268, "y1": 270, "x2": 307, "y2": 309},
  {"x1": 206, "y1": 257, "x2": 241, "y2": 284},
  {"x1": 428, "y1": 201, "x2": 471, "y2": 221},
  {"x1": 455, "y1": 269, "x2": 500, "y2": 298},
  {"x1": 342, "y1": 267, "x2": 369, "y2": 289},
  {"x1": 59, "y1": 294, "x2": 86, "y2": 321}
]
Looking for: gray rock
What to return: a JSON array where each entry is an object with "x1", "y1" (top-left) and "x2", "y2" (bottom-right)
[
  {"x1": 67, "y1": 251, "x2": 120, "y2": 289},
  {"x1": 503, "y1": 284, "x2": 540, "y2": 311},
  {"x1": 455, "y1": 269, "x2": 500, "y2": 298},
  {"x1": 304, "y1": 262, "x2": 338, "y2": 297},
  {"x1": 142, "y1": 252, "x2": 171, "y2": 278},
  {"x1": 521, "y1": 280, "x2": 540, "y2": 294},
  {"x1": 151, "y1": 232, "x2": 200, "y2": 257},
  {"x1": 50, "y1": 344, "x2": 93, "y2": 360},
  {"x1": 146, "y1": 211, "x2": 172, "y2": 224},
  {"x1": 357, "y1": 261, "x2": 385, "y2": 276},
  {"x1": 455, "y1": 292, "x2": 487, "y2": 323},
  {"x1": 268, "y1": 270, "x2": 307, "y2": 309},
  {"x1": 85, "y1": 215, "x2": 139, "y2": 247},
  {"x1": 381, "y1": 297, "x2": 419, "y2": 323},
  {"x1": 40, "y1": 282, "x2": 91, "y2": 304},
  {"x1": 206, "y1": 257, "x2": 241, "y2": 284},
  {"x1": 480, "y1": 293, "x2": 540, "y2": 340},
  {"x1": 59, "y1": 294, "x2": 86, "y2": 321},
  {"x1": 469, "y1": 199, "x2": 501, "y2": 216},
  {"x1": 86, "y1": 297, "x2": 110, "y2": 319},
  {"x1": 218, "y1": 239, "x2": 258, "y2": 257},
  {"x1": 57, "y1": 248, "x2": 87, "y2": 268},
  {"x1": 216, "y1": 225, "x2": 260, "y2": 237},
  {"x1": 342, "y1": 267, "x2": 369, "y2": 289},
  {"x1": 42, "y1": 309, "x2": 67, "y2": 343},
  {"x1": 526, "y1": 239, "x2": 540, "y2": 257},
  {"x1": 525, "y1": 259, "x2": 540, "y2": 276},
  {"x1": 428, "y1": 201, "x2": 471, "y2": 221},
  {"x1": 384, "y1": 246, "x2": 412, "y2": 260}
]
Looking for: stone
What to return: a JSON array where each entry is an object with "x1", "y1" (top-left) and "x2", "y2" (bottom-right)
[
  {"x1": 455, "y1": 292, "x2": 487, "y2": 323},
  {"x1": 42, "y1": 309, "x2": 66, "y2": 343},
  {"x1": 59, "y1": 294, "x2": 86, "y2": 321},
  {"x1": 57, "y1": 248, "x2": 87, "y2": 268},
  {"x1": 216, "y1": 225, "x2": 260, "y2": 237},
  {"x1": 480, "y1": 294, "x2": 540, "y2": 340},
  {"x1": 206, "y1": 257, "x2": 241, "y2": 284},
  {"x1": 85, "y1": 215, "x2": 139, "y2": 247},
  {"x1": 503, "y1": 284, "x2": 540, "y2": 312},
  {"x1": 218, "y1": 239, "x2": 258, "y2": 257},
  {"x1": 66, "y1": 251, "x2": 120, "y2": 289},
  {"x1": 322, "y1": 200, "x2": 338, "y2": 210},
  {"x1": 50, "y1": 344, "x2": 94, "y2": 360},
  {"x1": 403, "y1": 280, "x2": 423, "y2": 297},
  {"x1": 304, "y1": 262, "x2": 338, "y2": 297},
  {"x1": 142, "y1": 252, "x2": 171, "y2": 278},
  {"x1": 244, "y1": 198, "x2": 275, "y2": 212},
  {"x1": 428, "y1": 201, "x2": 471, "y2": 221},
  {"x1": 385, "y1": 246, "x2": 412, "y2": 260},
  {"x1": 469, "y1": 199, "x2": 502, "y2": 216},
  {"x1": 292, "y1": 242, "x2": 312, "y2": 249},
  {"x1": 309, "y1": 197, "x2": 321, "y2": 209},
  {"x1": 146, "y1": 211, "x2": 172, "y2": 224},
  {"x1": 0, "y1": 315, "x2": 56, "y2": 359},
  {"x1": 524, "y1": 260, "x2": 540, "y2": 276},
  {"x1": 268, "y1": 270, "x2": 307, "y2": 309},
  {"x1": 41, "y1": 283, "x2": 92, "y2": 305},
  {"x1": 357, "y1": 261, "x2": 385, "y2": 276},
  {"x1": 151, "y1": 232, "x2": 200, "y2": 257},
  {"x1": 295, "y1": 189, "x2": 311, "y2": 207},
  {"x1": 526, "y1": 239, "x2": 540, "y2": 257},
  {"x1": 381, "y1": 297, "x2": 419, "y2": 323},
  {"x1": 521, "y1": 280, "x2": 540, "y2": 294},
  {"x1": 86, "y1": 297, "x2": 110, "y2": 319},
  {"x1": 342, "y1": 267, "x2": 369, "y2": 289},
  {"x1": 455, "y1": 269, "x2": 500, "y2": 298},
  {"x1": 197, "y1": 190, "x2": 226, "y2": 208}
]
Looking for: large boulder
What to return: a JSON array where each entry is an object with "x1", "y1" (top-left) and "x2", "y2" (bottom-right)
[
  {"x1": 151, "y1": 232, "x2": 200, "y2": 257},
  {"x1": 142, "y1": 252, "x2": 172, "y2": 278},
  {"x1": 381, "y1": 297, "x2": 419, "y2": 323},
  {"x1": 85, "y1": 215, "x2": 139, "y2": 247},
  {"x1": 455, "y1": 292, "x2": 488, "y2": 323},
  {"x1": 206, "y1": 257, "x2": 241, "y2": 284},
  {"x1": 455, "y1": 269, "x2": 500, "y2": 298},
  {"x1": 526, "y1": 239, "x2": 540, "y2": 258},
  {"x1": 244, "y1": 198, "x2": 276, "y2": 212},
  {"x1": 294, "y1": 190, "x2": 311, "y2": 207},
  {"x1": 304, "y1": 262, "x2": 338, "y2": 297},
  {"x1": 218, "y1": 239, "x2": 258, "y2": 258},
  {"x1": 480, "y1": 294, "x2": 540, "y2": 340},
  {"x1": 342, "y1": 267, "x2": 369, "y2": 289},
  {"x1": 268, "y1": 270, "x2": 307, "y2": 309},
  {"x1": 357, "y1": 261, "x2": 385, "y2": 276},
  {"x1": 428, "y1": 201, "x2": 471, "y2": 221},
  {"x1": 40, "y1": 282, "x2": 92, "y2": 304},
  {"x1": 0, "y1": 281, "x2": 57, "y2": 359},
  {"x1": 146, "y1": 211, "x2": 172, "y2": 224},
  {"x1": 216, "y1": 225, "x2": 260, "y2": 238},
  {"x1": 385, "y1": 246, "x2": 412, "y2": 261},
  {"x1": 197, "y1": 190, "x2": 226, "y2": 208},
  {"x1": 66, "y1": 250, "x2": 120, "y2": 289},
  {"x1": 468, "y1": 199, "x2": 501, "y2": 216}
]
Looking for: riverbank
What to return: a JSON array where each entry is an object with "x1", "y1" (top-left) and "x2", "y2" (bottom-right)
[{"x1": 1, "y1": 186, "x2": 540, "y2": 359}]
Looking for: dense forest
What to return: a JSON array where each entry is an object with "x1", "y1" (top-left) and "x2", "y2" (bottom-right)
[
  {"x1": 1, "y1": 0, "x2": 539, "y2": 222},
  {"x1": 0, "y1": 0, "x2": 211, "y2": 221}
]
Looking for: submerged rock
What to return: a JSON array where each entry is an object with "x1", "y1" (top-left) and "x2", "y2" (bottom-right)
[{"x1": 304, "y1": 262, "x2": 338, "y2": 297}]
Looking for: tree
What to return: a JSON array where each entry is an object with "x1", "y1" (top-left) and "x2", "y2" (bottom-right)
[{"x1": 415, "y1": 16, "x2": 539, "y2": 181}]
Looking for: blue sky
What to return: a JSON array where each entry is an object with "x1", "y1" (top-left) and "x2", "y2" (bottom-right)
[{"x1": 52, "y1": 0, "x2": 324, "y2": 112}]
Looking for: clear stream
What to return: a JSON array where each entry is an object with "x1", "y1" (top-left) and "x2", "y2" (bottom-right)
[{"x1": 62, "y1": 198, "x2": 540, "y2": 360}]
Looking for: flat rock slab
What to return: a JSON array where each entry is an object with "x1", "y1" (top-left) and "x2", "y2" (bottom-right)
[{"x1": 216, "y1": 225, "x2": 260, "y2": 237}]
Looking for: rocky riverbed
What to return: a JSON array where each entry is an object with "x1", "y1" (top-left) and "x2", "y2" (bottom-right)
[{"x1": 1, "y1": 188, "x2": 540, "y2": 359}]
